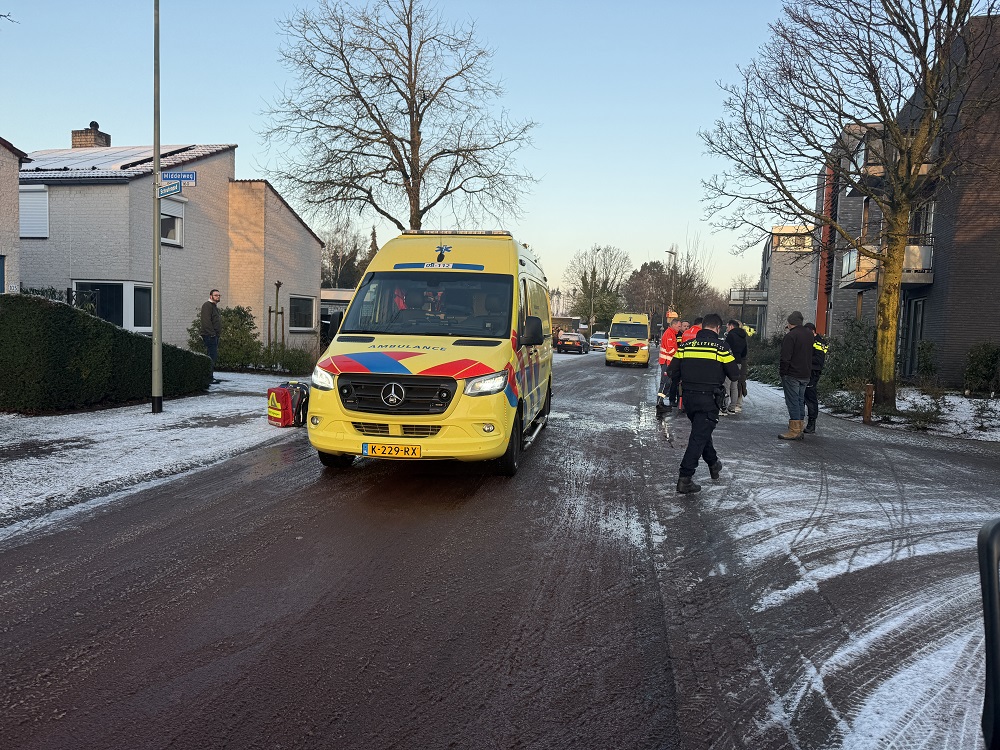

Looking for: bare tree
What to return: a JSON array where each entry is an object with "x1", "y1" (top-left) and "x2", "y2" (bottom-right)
[
  {"x1": 702, "y1": 0, "x2": 1000, "y2": 405},
  {"x1": 319, "y1": 221, "x2": 370, "y2": 288},
  {"x1": 561, "y1": 245, "x2": 633, "y2": 328},
  {"x1": 262, "y1": 0, "x2": 536, "y2": 232}
]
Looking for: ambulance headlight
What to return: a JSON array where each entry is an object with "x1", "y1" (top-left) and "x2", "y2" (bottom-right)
[
  {"x1": 311, "y1": 366, "x2": 335, "y2": 391},
  {"x1": 464, "y1": 371, "x2": 507, "y2": 396}
]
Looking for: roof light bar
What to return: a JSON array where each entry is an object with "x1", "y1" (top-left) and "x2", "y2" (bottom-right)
[{"x1": 402, "y1": 230, "x2": 511, "y2": 236}]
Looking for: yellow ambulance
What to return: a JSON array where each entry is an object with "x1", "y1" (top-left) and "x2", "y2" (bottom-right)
[
  {"x1": 604, "y1": 312, "x2": 651, "y2": 367},
  {"x1": 307, "y1": 230, "x2": 552, "y2": 476}
]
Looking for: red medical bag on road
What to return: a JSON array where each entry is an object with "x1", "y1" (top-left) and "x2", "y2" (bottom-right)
[{"x1": 267, "y1": 381, "x2": 309, "y2": 427}]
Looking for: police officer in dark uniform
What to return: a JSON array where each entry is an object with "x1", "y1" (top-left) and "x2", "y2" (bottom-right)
[
  {"x1": 667, "y1": 313, "x2": 740, "y2": 494},
  {"x1": 803, "y1": 322, "x2": 829, "y2": 434}
]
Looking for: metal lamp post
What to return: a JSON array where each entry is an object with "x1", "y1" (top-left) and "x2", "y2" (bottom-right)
[
  {"x1": 589, "y1": 248, "x2": 601, "y2": 330},
  {"x1": 665, "y1": 248, "x2": 677, "y2": 319}
]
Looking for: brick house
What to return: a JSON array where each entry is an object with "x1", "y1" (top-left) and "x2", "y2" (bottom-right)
[
  {"x1": 757, "y1": 225, "x2": 816, "y2": 338},
  {"x1": 0, "y1": 136, "x2": 30, "y2": 295},
  {"x1": 18, "y1": 123, "x2": 323, "y2": 354}
]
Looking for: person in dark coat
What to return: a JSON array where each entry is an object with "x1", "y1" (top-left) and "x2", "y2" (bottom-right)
[
  {"x1": 667, "y1": 313, "x2": 740, "y2": 494},
  {"x1": 802, "y1": 322, "x2": 829, "y2": 434},
  {"x1": 778, "y1": 310, "x2": 813, "y2": 439},
  {"x1": 200, "y1": 289, "x2": 223, "y2": 385},
  {"x1": 723, "y1": 319, "x2": 748, "y2": 413}
]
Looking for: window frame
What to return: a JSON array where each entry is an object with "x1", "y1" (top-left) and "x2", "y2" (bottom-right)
[
  {"x1": 288, "y1": 294, "x2": 316, "y2": 331},
  {"x1": 160, "y1": 196, "x2": 186, "y2": 247},
  {"x1": 19, "y1": 185, "x2": 49, "y2": 239}
]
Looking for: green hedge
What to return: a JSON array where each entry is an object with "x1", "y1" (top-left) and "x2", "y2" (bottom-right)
[{"x1": 0, "y1": 294, "x2": 211, "y2": 413}]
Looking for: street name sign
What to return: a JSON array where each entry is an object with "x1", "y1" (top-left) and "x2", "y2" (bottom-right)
[
  {"x1": 158, "y1": 181, "x2": 182, "y2": 199},
  {"x1": 162, "y1": 171, "x2": 196, "y2": 186}
]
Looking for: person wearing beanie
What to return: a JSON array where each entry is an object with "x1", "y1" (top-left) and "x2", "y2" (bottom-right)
[{"x1": 778, "y1": 311, "x2": 813, "y2": 439}]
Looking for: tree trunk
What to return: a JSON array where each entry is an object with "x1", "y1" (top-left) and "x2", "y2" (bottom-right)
[{"x1": 874, "y1": 222, "x2": 907, "y2": 408}]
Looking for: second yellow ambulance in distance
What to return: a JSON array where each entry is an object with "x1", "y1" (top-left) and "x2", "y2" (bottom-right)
[
  {"x1": 307, "y1": 230, "x2": 552, "y2": 476},
  {"x1": 605, "y1": 312, "x2": 651, "y2": 367}
]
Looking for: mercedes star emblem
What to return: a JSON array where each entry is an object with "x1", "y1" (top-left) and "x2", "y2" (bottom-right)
[{"x1": 381, "y1": 382, "x2": 405, "y2": 407}]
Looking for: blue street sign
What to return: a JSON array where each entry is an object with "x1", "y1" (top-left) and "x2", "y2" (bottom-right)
[
  {"x1": 158, "y1": 180, "x2": 182, "y2": 198},
  {"x1": 161, "y1": 170, "x2": 196, "y2": 186}
]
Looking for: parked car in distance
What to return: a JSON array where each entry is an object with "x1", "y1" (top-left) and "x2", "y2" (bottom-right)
[
  {"x1": 590, "y1": 331, "x2": 608, "y2": 351},
  {"x1": 557, "y1": 332, "x2": 590, "y2": 354}
]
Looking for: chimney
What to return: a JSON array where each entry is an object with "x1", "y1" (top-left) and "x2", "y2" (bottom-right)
[{"x1": 71, "y1": 121, "x2": 111, "y2": 148}]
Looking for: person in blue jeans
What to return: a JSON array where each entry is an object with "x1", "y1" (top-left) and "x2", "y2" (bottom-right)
[{"x1": 778, "y1": 310, "x2": 813, "y2": 440}]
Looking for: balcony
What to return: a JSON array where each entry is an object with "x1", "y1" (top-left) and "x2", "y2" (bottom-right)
[
  {"x1": 728, "y1": 288, "x2": 768, "y2": 305},
  {"x1": 840, "y1": 239, "x2": 934, "y2": 288}
]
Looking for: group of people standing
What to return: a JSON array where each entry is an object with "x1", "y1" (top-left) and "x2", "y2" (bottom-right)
[
  {"x1": 660, "y1": 310, "x2": 828, "y2": 494},
  {"x1": 777, "y1": 311, "x2": 828, "y2": 440}
]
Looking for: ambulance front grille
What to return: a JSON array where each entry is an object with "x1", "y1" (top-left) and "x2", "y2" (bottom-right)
[
  {"x1": 338, "y1": 374, "x2": 458, "y2": 415},
  {"x1": 351, "y1": 423, "x2": 442, "y2": 438},
  {"x1": 402, "y1": 425, "x2": 441, "y2": 437},
  {"x1": 615, "y1": 345, "x2": 639, "y2": 354},
  {"x1": 352, "y1": 422, "x2": 391, "y2": 436}
]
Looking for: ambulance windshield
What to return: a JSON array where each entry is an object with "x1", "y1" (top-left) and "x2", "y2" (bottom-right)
[{"x1": 341, "y1": 271, "x2": 514, "y2": 338}]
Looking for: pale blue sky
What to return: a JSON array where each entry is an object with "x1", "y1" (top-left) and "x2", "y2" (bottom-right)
[{"x1": 0, "y1": 0, "x2": 786, "y2": 290}]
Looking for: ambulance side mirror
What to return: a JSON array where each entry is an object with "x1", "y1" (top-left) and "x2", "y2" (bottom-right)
[{"x1": 523, "y1": 316, "x2": 544, "y2": 347}]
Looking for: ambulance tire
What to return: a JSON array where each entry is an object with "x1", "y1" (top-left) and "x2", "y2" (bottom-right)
[
  {"x1": 318, "y1": 451, "x2": 354, "y2": 469},
  {"x1": 540, "y1": 383, "x2": 552, "y2": 423},
  {"x1": 642, "y1": 361, "x2": 649, "y2": 368},
  {"x1": 605, "y1": 360, "x2": 612, "y2": 367},
  {"x1": 497, "y1": 411, "x2": 522, "y2": 477}
]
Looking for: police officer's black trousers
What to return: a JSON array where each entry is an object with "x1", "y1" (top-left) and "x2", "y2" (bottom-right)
[
  {"x1": 804, "y1": 370, "x2": 820, "y2": 420},
  {"x1": 679, "y1": 393, "x2": 720, "y2": 478}
]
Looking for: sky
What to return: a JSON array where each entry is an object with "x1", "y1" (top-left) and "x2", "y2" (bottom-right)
[{"x1": 0, "y1": 0, "x2": 787, "y2": 292}]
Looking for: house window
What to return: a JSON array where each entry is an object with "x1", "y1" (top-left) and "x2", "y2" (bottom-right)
[
  {"x1": 133, "y1": 286, "x2": 152, "y2": 328},
  {"x1": 289, "y1": 295, "x2": 315, "y2": 329},
  {"x1": 73, "y1": 281, "x2": 152, "y2": 332},
  {"x1": 19, "y1": 185, "x2": 49, "y2": 238},
  {"x1": 909, "y1": 202, "x2": 935, "y2": 245},
  {"x1": 0, "y1": 255, "x2": 5, "y2": 293},
  {"x1": 161, "y1": 197, "x2": 185, "y2": 246},
  {"x1": 76, "y1": 282, "x2": 124, "y2": 326}
]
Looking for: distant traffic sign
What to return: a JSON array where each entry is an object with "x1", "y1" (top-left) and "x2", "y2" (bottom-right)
[
  {"x1": 158, "y1": 181, "x2": 182, "y2": 199},
  {"x1": 162, "y1": 171, "x2": 196, "y2": 186}
]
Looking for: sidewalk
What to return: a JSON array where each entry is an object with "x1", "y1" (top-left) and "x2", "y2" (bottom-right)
[{"x1": 0, "y1": 372, "x2": 298, "y2": 540}]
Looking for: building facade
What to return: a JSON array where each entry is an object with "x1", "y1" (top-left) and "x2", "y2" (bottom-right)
[
  {"x1": 18, "y1": 124, "x2": 323, "y2": 354},
  {"x1": 0, "y1": 136, "x2": 29, "y2": 295},
  {"x1": 758, "y1": 225, "x2": 816, "y2": 338}
]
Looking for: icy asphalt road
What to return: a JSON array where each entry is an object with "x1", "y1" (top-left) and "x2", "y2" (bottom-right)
[{"x1": 1, "y1": 354, "x2": 1000, "y2": 749}]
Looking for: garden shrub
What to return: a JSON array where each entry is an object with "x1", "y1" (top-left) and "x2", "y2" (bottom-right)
[
  {"x1": 964, "y1": 342, "x2": 1000, "y2": 396},
  {"x1": 188, "y1": 305, "x2": 317, "y2": 375}
]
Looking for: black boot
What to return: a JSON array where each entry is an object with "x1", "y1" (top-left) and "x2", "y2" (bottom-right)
[
  {"x1": 676, "y1": 476, "x2": 701, "y2": 494},
  {"x1": 709, "y1": 460, "x2": 722, "y2": 480},
  {"x1": 803, "y1": 416, "x2": 816, "y2": 434}
]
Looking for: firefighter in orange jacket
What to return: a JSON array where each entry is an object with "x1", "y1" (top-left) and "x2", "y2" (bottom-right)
[
  {"x1": 681, "y1": 316, "x2": 703, "y2": 343},
  {"x1": 656, "y1": 317, "x2": 683, "y2": 414}
]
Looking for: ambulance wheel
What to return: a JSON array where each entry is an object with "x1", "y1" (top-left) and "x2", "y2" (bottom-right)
[
  {"x1": 605, "y1": 360, "x2": 612, "y2": 367},
  {"x1": 318, "y1": 451, "x2": 354, "y2": 469},
  {"x1": 497, "y1": 411, "x2": 522, "y2": 477},
  {"x1": 540, "y1": 384, "x2": 552, "y2": 427},
  {"x1": 642, "y1": 361, "x2": 649, "y2": 369}
]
